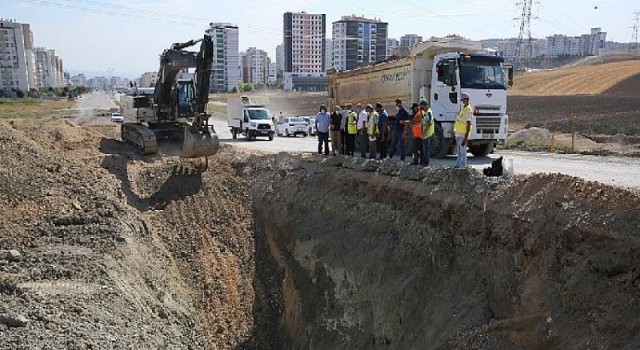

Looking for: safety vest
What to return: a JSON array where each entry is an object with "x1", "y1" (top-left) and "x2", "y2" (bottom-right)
[
  {"x1": 412, "y1": 110, "x2": 424, "y2": 138},
  {"x1": 422, "y1": 108, "x2": 435, "y2": 139},
  {"x1": 347, "y1": 111, "x2": 358, "y2": 134},
  {"x1": 368, "y1": 112, "x2": 378, "y2": 136},
  {"x1": 454, "y1": 104, "x2": 473, "y2": 135}
]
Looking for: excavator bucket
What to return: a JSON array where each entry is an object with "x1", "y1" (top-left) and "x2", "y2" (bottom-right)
[{"x1": 181, "y1": 125, "x2": 220, "y2": 158}]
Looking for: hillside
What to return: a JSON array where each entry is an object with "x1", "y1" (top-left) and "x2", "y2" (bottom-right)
[{"x1": 510, "y1": 59, "x2": 640, "y2": 96}]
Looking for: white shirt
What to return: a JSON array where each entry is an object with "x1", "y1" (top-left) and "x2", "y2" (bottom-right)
[{"x1": 357, "y1": 110, "x2": 368, "y2": 130}]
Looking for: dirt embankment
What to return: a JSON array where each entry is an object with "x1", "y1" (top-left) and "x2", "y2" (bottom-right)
[
  {"x1": 2, "y1": 119, "x2": 640, "y2": 349},
  {"x1": 0, "y1": 120, "x2": 262, "y2": 349},
  {"x1": 247, "y1": 154, "x2": 640, "y2": 349}
]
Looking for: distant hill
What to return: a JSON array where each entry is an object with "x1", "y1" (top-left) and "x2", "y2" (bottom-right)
[{"x1": 510, "y1": 58, "x2": 640, "y2": 96}]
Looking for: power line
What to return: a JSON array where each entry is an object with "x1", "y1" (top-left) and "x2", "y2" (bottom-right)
[
  {"x1": 632, "y1": 10, "x2": 640, "y2": 52},
  {"x1": 514, "y1": 0, "x2": 535, "y2": 67}
]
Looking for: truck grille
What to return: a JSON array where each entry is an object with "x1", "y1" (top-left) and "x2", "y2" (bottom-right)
[
  {"x1": 476, "y1": 117, "x2": 501, "y2": 134},
  {"x1": 258, "y1": 124, "x2": 271, "y2": 130}
]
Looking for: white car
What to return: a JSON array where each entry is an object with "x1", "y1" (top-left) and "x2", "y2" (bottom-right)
[
  {"x1": 276, "y1": 117, "x2": 308, "y2": 137},
  {"x1": 303, "y1": 116, "x2": 316, "y2": 136},
  {"x1": 111, "y1": 112, "x2": 124, "y2": 123}
]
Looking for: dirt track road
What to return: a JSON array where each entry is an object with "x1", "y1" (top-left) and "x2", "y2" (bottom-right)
[{"x1": 209, "y1": 119, "x2": 640, "y2": 189}]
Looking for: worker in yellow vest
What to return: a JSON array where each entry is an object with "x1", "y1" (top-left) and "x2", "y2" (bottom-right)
[
  {"x1": 454, "y1": 93, "x2": 473, "y2": 168},
  {"x1": 346, "y1": 104, "x2": 358, "y2": 156},
  {"x1": 420, "y1": 100, "x2": 434, "y2": 166}
]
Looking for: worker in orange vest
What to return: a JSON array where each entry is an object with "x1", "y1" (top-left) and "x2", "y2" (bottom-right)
[{"x1": 410, "y1": 103, "x2": 424, "y2": 165}]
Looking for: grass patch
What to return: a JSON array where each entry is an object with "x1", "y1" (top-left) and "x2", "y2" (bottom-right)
[
  {"x1": 207, "y1": 102, "x2": 227, "y2": 120},
  {"x1": 0, "y1": 98, "x2": 76, "y2": 119}
]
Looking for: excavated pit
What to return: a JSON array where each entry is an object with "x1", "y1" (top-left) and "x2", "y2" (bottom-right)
[
  {"x1": 1, "y1": 120, "x2": 639, "y2": 349},
  {"x1": 244, "y1": 154, "x2": 640, "y2": 349}
]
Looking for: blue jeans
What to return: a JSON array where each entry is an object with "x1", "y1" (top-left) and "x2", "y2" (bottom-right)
[
  {"x1": 455, "y1": 136, "x2": 467, "y2": 168},
  {"x1": 389, "y1": 133, "x2": 405, "y2": 160},
  {"x1": 422, "y1": 137, "x2": 431, "y2": 166}
]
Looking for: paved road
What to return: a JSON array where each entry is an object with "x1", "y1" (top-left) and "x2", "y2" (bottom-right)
[{"x1": 209, "y1": 119, "x2": 640, "y2": 189}]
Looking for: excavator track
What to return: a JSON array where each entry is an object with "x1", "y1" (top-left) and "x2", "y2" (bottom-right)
[{"x1": 121, "y1": 123, "x2": 158, "y2": 154}]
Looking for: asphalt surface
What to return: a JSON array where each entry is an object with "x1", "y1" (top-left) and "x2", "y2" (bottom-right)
[{"x1": 78, "y1": 92, "x2": 640, "y2": 189}]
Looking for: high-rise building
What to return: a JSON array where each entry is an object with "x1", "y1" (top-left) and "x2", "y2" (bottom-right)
[
  {"x1": 283, "y1": 12, "x2": 326, "y2": 73},
  {"x1": 242, "y1": 47, "x2": 270, "y2": 85},
  {"x1": 400, "y1": 34, "x2": 422, "y2": 49},
  {"x1": 331, "y1": 15, "x2": 388, "y2": 71},
  {"x1": 325, "y1": 38, "x2": 333, "y2": 71},
  {"x1": 0, "y1": 19, "x2": 37, "y2": 92},
  {"x1": 268, "y1": 62, "x2": 277, "y2": 84},
  {"x1": 275, "y1": 44, "x2": 284, "y2": 79},
  {"x1": 205, "y1": 23, "x2": 240, "y2": 92},
  {"x1": 34, "y1": 48, "x2": 63, "y2": 89},
  {"x1": 386, "y1": 38, "x2": 399, "y2": 58},
  {"x1": 71, "y1": 74, "x2": 87, "y2": 87},
  {"x1": 283, "y1": 12, "x2": 327, "y2": 91}
]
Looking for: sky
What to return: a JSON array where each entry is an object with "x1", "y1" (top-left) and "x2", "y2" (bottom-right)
[{"x1": 3, "y1": 0, "x2": 638, "y2": 78}]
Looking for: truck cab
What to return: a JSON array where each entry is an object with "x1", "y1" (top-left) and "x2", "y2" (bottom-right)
[
  {"x1": 430, "y1": 53, "x2": 510, "y2": 157},
  {"x1": 228, "y1": 96, "x2": 275, "y2": 141}
]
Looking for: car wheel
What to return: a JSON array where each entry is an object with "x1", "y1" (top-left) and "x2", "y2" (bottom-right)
[
  {"x1": 303, "y1": 133, "x2": 308, "y2": 137},
  {"x1": 285, "y1": 128, "x2": 290, "y2": 137},
  {"x1": 268, "y1": 135, "x2": 274, "y2": 141}
]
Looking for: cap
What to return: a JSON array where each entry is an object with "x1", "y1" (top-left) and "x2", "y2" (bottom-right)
[
  {"x1": 366, "y1": 104, "x2": 373, "y2": 109},
  {"x1": 419, "y1": 100, "x2": 428, "y2": 106},
  {"x1": 461, "y1": 93, "x2": 470, "y2": 100}
]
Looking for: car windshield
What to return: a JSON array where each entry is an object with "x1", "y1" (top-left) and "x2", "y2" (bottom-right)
[
  {"x1": 290, "y1": 117, "x2": 304, "y2": 123},
  {"x1": 246, "y1": 109, "x2": 270, "y2": 120},
  {"x1": 459, "y1": 60, "x2": 506, "y2": 90}
]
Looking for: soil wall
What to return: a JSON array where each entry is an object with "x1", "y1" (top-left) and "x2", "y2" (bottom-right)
[{"x1": 248, "y1": 154, "x2": 640, "y2": 349}]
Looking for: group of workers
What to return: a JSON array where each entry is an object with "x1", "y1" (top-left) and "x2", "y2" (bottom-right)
[{"x1": 314, "y1": 93, "x2": 473, "y2": 168}]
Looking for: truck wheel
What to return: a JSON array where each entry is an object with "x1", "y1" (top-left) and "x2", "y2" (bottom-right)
[
  {"x1": 431, "y1": 123, "x2": 450, "y2": 158},
  {"x1": 285, "y1": 128, "x2": 290, "y2": 137},
  {"x1": 246, "y1": 128, "x2": 251, "y2": 140},
  {"x1": 469, "y1": 143, "x2": 493, "y2": 157},
  {"x1": 232, "y1": 128, "x2": 237, "y2": 139}
]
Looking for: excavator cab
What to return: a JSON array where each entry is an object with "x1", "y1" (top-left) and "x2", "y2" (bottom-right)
[{"x1": 176, "y1": 80, "x2": 195, "y2": 117}]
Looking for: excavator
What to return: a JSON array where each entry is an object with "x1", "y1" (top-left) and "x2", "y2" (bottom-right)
[{"x1": 121, "y1": 35, "x2": 219, "y2": 158}]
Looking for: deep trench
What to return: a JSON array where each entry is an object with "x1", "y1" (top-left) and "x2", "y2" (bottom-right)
[{"x1": 239, "y1": 154, "x2": 640, "y2": 349}]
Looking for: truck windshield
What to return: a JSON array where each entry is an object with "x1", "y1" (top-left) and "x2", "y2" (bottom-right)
[
  {"x1": 459, "y1": 61, "x2": 506, "y2": 90},
  {"x1": 246, "y1": 109, "x2": 270, "y2": 120}
]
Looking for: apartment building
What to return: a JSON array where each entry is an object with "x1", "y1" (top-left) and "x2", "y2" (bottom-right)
[
  {"x1": 386, "y1": 38, "x2": 399, "y2": 58},
  {"x1": 275, "y1": 44, "x2": 284, "y2": 80},
  {"x1": 399, "y1": 34, "x2": 422, "y2": 49},
  {"x1": 283, "y1": 12, "x2": 326, "y2": 73},
  {"x1": 283, "y1": 12, "x2": 327, "y2": 91},
  {"x1": 331, "y1": 15, "x2": 388, "y2": 71},
  {"x1": 205, "y1": 23, "x2": 240, "y2": 92},
  {"x1": 0, "y1": 19, "x2": 37, "y2": 92},
  {"x1": 139, "y1": 72, "x2": 158, "y2": 88},
  {"x1": 242, "y1": 47, "x2": 270, "y2": 86},
  {"x1": 34, "y1": 48, "x2": 63, "y2": 89}
]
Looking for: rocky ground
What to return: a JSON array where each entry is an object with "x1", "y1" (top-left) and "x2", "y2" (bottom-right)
[{"x1": 1, "y1": 118, "x2": 639, "y2": 349}]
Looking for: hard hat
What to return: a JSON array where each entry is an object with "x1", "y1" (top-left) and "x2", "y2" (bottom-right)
[{"x1": 460, "y1": 93, "x2": 470, "y2": 100}]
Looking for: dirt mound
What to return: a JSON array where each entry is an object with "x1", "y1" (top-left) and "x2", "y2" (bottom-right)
[
  {"x1": 0, "y1": 120, "x2": 251, "y2": 349},
  {"x1": 507, "y1": 127, "x2": 552, "y2": 143},
  {"x1": 246, "y1": 154, "x2": 640, "y2": 349}
]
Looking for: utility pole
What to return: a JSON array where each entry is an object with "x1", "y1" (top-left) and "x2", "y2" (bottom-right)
[
  {"x1": 632, "y1": 10, "x2": 640, "y2": 52},
  {"x1": 514, "y1": 0, "x2": 534, "y2": 68}
]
